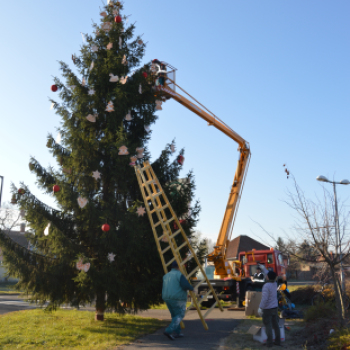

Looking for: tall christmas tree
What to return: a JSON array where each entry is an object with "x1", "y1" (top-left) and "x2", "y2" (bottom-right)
[{"x1": 0, "y1": 1, "x2": 202, "y2": 321}]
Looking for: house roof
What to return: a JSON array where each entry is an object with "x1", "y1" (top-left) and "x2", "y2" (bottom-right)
[
  {"x1": 226, "y1": 235, "x2": 270, "y2": 260},
  {"x1": 0, "y1": 230, "x2": 29, "y2": 249}
]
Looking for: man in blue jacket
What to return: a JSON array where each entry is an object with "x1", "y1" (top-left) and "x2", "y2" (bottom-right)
[{"x1": 162, "y1": 261, "x2": 194, "y2": 340}]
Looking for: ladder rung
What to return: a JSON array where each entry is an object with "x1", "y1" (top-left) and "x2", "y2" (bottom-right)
[
  {"x1": 169, "y1": 229, "x2": 181, "y2": 240},
  {"x1": 142, "y1": 179, "x2": 157, "y2": 187},
  {"x1": 187, "y1": 289, "x2": 212, "y2": 314},
  {"x1": 187, "y1": 266, "x2": 200, "y2": 279},
  {"x1": 181, "y1": 254, "x2": 193, "y2": 266},
  {"x1": 166, "y1": 257, "x2": 176, "y2": 267},
  {"x1": 158, "y1": 231, "x2": 170, "y2": 241},
  {"x1": 175, "y1": 241, "x2": 188, "y2": 253},
  {"x1": 194, "y1": 278, "x2": 206, "y2": 290},
  {"x1": 139, "y1": 164, "x2": 151, "y2": 172},
  {"x1": 161, "y1": 245, "x2": 171, "y2": 254},
  {"x1": 200, "y1": 289, "x2": 212, "y2": 303},
  {"x1": 146, "y1": 192, "x2": 162, "y2": 201},
  {"x1": 150, "y1": 203, "x2": 169, "y2": 214},
  {"x1": 203, "y1": 300, "x2": 218, "y2": 319},
  {"x1": 162, "y1": 217, "x2": 174, "y2": 227},
  {"x1": 154, "y1": 221, "x2": 162, "y2": 228}
]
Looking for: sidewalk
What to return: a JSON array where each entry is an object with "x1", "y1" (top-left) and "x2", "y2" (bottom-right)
[{"x1": 119, "y1": 309, "x2": 244, "y2": 350}]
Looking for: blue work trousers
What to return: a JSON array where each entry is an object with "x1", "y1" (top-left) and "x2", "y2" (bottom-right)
[{"x1": 164, "y1": 300, "x2": 186, "y2": 335}]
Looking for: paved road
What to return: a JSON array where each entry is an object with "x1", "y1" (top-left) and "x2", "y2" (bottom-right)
[
  {"x1": 0, "y1": 295, "x2": 37, "y2": 315},
  {"x1": 120, "y1": 309, "x2": 244, "y2": 350}
]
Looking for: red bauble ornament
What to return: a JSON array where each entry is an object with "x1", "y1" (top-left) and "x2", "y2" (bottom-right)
[
  {"x1": 114, "y1": 15, "x2": 122, "y2": 23},
  {"x1": 51, "y1": 85, "x2": 58, "y2": 92},
  {"x1": 53, "y1": 185, "x2": 60, "y2": 193},
  {"x1": 18, "y1": 188, "x2": 25, "y2": 195},
  {"x1": 142, "y1": 72, "x2": 148, "y2": 78},
  {"x1": 102, "y1": 224, "x2": 110, "y2": 232},
  {"x1": 173, "y1": 219, "x2": 186, "y2": 230},
  {"x1": 177, "y1": 155, "x2": 184, "y2": 165}
]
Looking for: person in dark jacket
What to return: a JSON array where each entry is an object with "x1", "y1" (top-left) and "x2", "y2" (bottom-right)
[
  {"x1": 162, "y1": 261, "x2": 194, "y2": 340},
  {"x1": 252, "y1": 267, "x2": 264, "y2": 281},
  {"x1": 259, "y1": 270, "x2": 282, "y2": 347}
]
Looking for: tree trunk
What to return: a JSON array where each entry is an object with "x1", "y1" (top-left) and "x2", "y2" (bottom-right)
[
  {"x1": 331, "y1": 267, "x2": 345, "y2": 328},
  {"x1": 95, "y1": 290, "x2": 106, "y2": 321}
]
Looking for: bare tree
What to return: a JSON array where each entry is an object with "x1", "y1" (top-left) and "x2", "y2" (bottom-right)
[
  {"x1": 0, "y1": 203, "x2": 23, "y2": 233},
  {"x1": 258, "y1": 177, "x2": 350, "y2": 327}
]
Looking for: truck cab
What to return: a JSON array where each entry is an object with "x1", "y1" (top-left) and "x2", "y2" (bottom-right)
[{"x1": 239, "y1": 248, "x2": 287, "y2": 285}]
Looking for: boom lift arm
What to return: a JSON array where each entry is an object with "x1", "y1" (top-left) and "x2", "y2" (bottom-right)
[{"x1": 151, "y1": 61, "x2": 251, "y2": 278}]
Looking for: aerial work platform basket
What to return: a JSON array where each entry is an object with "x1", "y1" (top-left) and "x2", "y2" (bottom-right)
[{"x1": 134, "y1": 161, "x2": 223, "y2": 330}]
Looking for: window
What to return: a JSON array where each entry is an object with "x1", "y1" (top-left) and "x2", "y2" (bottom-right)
[
  {"x1": 267, "y1": 254, "x2": 273, "y2": 264},
  {"x1": 278, "y1": 254, "x2": 284, "y2": 266}
]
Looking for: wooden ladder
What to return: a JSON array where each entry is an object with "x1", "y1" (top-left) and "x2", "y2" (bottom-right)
[{"x1": 134, "y1": 161, "x2": 223, "y2": 330}]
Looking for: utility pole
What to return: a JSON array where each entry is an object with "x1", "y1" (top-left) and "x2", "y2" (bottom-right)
[
  {"x1": 0, "y1": 176, "x2": 3, "y2": 208},
  {"x1": 317, "y1": 175, "x2": 349, "y2": 292}
]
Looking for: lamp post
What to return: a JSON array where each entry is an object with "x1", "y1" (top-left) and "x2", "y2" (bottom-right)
[
  {"x1": 0, "y1": 176, "x2": 3, "y2": 208},
  {"x1": 316, "y1": 175, "x2": 350, "y2": 291}
]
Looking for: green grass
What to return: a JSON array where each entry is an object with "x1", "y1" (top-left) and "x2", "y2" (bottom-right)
[{"x1": 0, "y1": 308, "x2": 164, "y2": 349}]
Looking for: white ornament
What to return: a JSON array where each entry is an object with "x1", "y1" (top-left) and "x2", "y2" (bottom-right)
[
  {"x1": 107, "y1": 42, "x2": 113, "y2": 50},
  {"x1": 56, "y1": 132, "x2": 62, "y2": 144},
  {"x1": 86, "y1": 114, "x2": 98, "y2": 122},
  {"x1": 136, "y1": 206, "x2": 146, "y2": 217},
  {"x1": 119, "y1": 37, "x2": 122, "y2": 48},
  {"x1": 105, "y1": 101, "x2": 114, "y2": 112},
  {"x1": 44, "y1": 222, "x2": 51, "y2": 236},
  {"x1": 138, "y1": 84, "x2": 142, "y2": 94},
  {"x1": 100, "y1": 11, "x2": 107, "y2": 17},
  {"x1": 136, "y1": 147, "x2": 144, "y2": 158},
  {"x1": 108, "y1": 253, "x2": 116, "y2": 262},
  {"x1": 92, "y1": 170, "x2": 101, "y2": 180},
  {"x1": 67, "y1": 85, "x2": 76, "y2": 90},
  {"x1": 77, "y1": 197, "x2": 88, "y2": 208},
  {"x1": 156, "y1": 100, "x2": 162, "y2": 110},
  {"x1": 124, "y1": 111, "x2": 132, "y2": 121},
  {"x1": 113, "y1": 9, "x2": 119, "y2": 15},
  {"x1": 129, "y1": 156, "x2": 137, "y2": 167},
  {"x1": 76, "y1": 258, "x2": 90, "y2": 272},
  {"x1": 91, "y1": 45, "x2": 98, "y2": 52},
  {"x1": 109, "y1": 73, "x2": 119, "y2": 82},
  {"x1": 121, "y1": 55, "x2": 127, "y2": 65},
  {"x1": 50, "y1": 102, "x2": 55, "y2": 110},
  {"x1": 101, "y1": 22, "x2": 112, "y2": 32},
  {"x1": 118, "y1": 146, "x2": 129, "y2": 155},
  {"x1": 81, "y1": 32, "x2": 86, "y2": 43},
  {"x1": 120, "y1": 76, "x2": 128, "y2": 84},
  {"x1": 144, "y1": 125, "x2": 150, "y2": 132},
  {"x1": 88, "y1": 89, "x2": 95, "y2": 95},
  {"x1": 170, "y1": 143, "x2": 176, "y2": 153},
  {"x1": 81, "y1": 77, "x2": 86, "y2": 86},
  {"x1": 89, "y1": 61, "x2": 95, "y2": 71}
]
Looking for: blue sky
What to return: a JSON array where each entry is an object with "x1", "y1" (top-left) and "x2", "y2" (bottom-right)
[{"x1": 1, "y1": 1, "x2": 349, "y2": 247}]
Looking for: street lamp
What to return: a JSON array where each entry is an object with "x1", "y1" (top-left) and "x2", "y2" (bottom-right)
[{"x1": 316, "y1": 175, "x2": 350, "y2": 291}]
